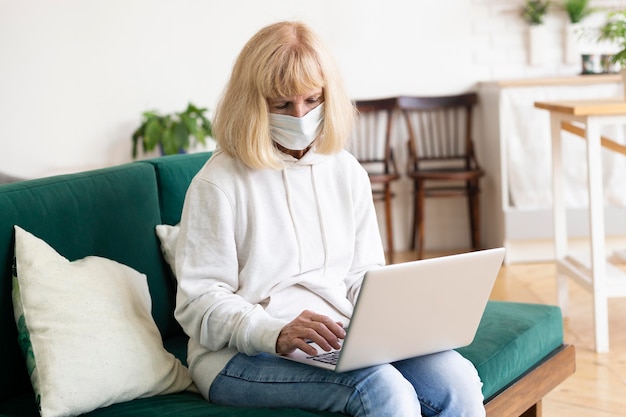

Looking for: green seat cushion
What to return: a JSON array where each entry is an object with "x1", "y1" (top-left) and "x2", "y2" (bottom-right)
[
  {"x1": 0, "y1": 302, "x2": 564, "y2": 416},
  {"x1": 83, "y1": 392, "x2": 339, "y2": 417},
  {"x1": 0, "y1": 334, "x2": 341, "y2": 417},
  {"x1": 162, "y1": 301, "x2": 563, "y2": 407},
  {"x1": 141, "y1": 152, "x2": 212, "y2": 226},
  {"x1": 457, "y1": 301, "x2": 564, "y2": 400},
  {"x1": 0, "y1": 391, "x2": 338, "y2": 417}
]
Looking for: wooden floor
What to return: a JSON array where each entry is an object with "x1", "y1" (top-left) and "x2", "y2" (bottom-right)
[{"x1": 393, "y1": 250, "x2": 626, "y2": 416}]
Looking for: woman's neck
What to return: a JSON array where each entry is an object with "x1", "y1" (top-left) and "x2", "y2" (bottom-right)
[{"x1": 274, "y1": 142, "x2": 313, "y2": 159}]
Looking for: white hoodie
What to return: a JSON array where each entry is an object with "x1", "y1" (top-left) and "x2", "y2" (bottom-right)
[{"x1": 174, "y1": 147, "x2": 385, "y2": 399}]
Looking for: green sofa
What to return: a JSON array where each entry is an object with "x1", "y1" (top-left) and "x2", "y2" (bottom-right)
[{"x1": 0, "y1": 152, "x2": 574, "y2": 417}]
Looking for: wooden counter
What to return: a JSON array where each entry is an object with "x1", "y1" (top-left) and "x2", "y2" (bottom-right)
[
  {"x1": 480, "y1": 74, "x2": 621, "y2": 88},
  {"x1": 534, "y1": 97, "x2": 626, "y2": 116}
]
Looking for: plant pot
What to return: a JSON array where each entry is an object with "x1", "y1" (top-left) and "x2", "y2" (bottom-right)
[
  {"x1": 528, "y1": 25, "x2": 547, "y2": 66},
  {"x1": 564, "y1": 23, "x2": 580, "y2": 65},
  {"x1": 158, "y1": 143, "x2": 187, "y2": 156}
]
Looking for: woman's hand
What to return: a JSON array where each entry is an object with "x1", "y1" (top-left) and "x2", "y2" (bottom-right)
[{"x1": 276, "y1": 310, "x2": 346, "y2": 356}]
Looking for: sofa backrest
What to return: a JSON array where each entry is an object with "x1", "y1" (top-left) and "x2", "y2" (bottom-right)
[
  {"x1": 0, "y1": 154, "x2": 213, "y2": 402},
  {"x1": 141, "y1": 152, "x2": 212, "y2": 226}
]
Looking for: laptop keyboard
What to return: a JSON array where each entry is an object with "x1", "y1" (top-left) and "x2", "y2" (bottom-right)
[{"x1": 307, "y1": 350, "x2": 340, "y2": 365}]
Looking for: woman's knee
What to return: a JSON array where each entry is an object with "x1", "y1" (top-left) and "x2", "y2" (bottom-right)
[
  {"x1": 393, "y1": 350, "x2": 485, "y2": 417},
  {"x1": 346, "y1": 364, "x2": 421, "y2": 417}
]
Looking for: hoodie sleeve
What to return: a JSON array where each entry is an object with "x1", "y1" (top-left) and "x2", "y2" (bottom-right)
[
  {"x1": 174, "y1": 175, "x2": 287, "y2": 355},
  {"x1": 343, "y1": 160, "x2": 387, "y2": 305}
]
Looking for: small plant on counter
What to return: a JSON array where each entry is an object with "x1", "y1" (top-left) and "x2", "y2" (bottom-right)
[
  {"x1": 131, "y1": 103, "x2": 212, "y2": 158},
  {"x1": 563, "y1": 0, "x2": 594, "y2": 24},
  {"x1": 598, "y1": 10, "x2": 626, "y2": 65},
  {"x1": 521, "y1": 0, "x2": 551, "y2": 25}
]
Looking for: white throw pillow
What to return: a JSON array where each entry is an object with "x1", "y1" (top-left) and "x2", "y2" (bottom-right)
[
  {"x1": 156, "y1": 224, "x2": 179, "y2": 276},
  {"x1": 12, "y1": 226, "x2": 194, "y2": 417}
]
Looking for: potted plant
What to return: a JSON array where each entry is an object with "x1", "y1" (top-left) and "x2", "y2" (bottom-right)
[
  {"x1": 521, "y1": 0, "x2": 551, "y2": 25},
  {"x1": 598, "y1": 10, "x2": 626, "y2": 65},
  {"x1": 521, "y1": 0, "x2": 551, "y2": 66},
  {"x1": 563, "y1": 0, "x2": 594, "y2": 63},
  {"x1": 564, "y1": 0, "x2": 593, "y2": 24},
  {"x1": 598, "y1": 10, "x2": 626, "y2": 97},
  {"x1": 131, "y1": 103, "x2": 213, "y2": 158}
]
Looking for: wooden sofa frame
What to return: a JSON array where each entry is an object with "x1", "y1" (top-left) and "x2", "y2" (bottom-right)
[{"x1": 484, "y1": 344, "x2": 575, "y2": 417}]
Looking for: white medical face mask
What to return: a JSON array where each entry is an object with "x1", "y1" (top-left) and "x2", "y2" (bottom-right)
[{"x1": 269, "y1": 103, "x2": 324, "y2": 151}]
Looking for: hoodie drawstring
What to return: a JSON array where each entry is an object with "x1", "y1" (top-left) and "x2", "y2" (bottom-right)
[
  {"x1": 282, "y1": 169, "x2": 303, "y2": 273},
  {"x1": 310, "y1": 166, "x2": 329, "y2": 275},
  {"x1": 281, "y1": 166, "x2": 329, "y2": 276}
]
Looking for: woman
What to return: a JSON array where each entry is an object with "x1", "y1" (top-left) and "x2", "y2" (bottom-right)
[{"x1": 174, "y1": 21, "x2": 485, "y2": 417}]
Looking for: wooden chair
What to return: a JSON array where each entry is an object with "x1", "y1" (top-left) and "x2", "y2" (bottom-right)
[
  {"x1": 397, "y1": 93, "x2": 484, "y2": 259},
  {"x1": 351, "y1": 97, "x2": 401, "y2": 262}
]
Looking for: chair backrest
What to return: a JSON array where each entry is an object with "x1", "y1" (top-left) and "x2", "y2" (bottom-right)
[
  {"x1": 351, "y1": 97, "x2": 399, "y2": 177},
  {"x1": 397, "y1": 93, "x2": 479, "y2": 171}
]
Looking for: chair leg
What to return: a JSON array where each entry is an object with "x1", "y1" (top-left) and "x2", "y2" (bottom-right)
[
  {"x1": 383, "y1": 184, "x2": 394, "y2": 264},
  {"x1": 415, "y1": 182, "x2": 425, "y2": 260},
  {"x1": 410, "y1": 180, "x2": 419, "y2": 250},
  {"x1": 467, "y1": 180, "x2": 481, "y2": 251}
]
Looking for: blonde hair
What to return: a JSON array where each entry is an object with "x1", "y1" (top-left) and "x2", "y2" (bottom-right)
[{"x1": 213, "y1": 21, "x2": 355, "y2": 169}]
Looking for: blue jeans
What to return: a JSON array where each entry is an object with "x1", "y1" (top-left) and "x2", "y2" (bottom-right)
[{"x1": 208, "y1": 350, "x2": 485, "y2": 417}]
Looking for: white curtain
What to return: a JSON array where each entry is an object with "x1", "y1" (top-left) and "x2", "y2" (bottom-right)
[{"x1": 501, "y1": 83, "x2": 626, "y2": 209}]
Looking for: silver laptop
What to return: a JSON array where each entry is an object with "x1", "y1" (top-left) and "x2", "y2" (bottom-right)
[{"x1": 282, "y1": 247, "x2": 505, "y2": 372}]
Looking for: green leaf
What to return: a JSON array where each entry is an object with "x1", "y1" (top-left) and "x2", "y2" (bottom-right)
[
  {"x1": 161, "y1": 127, "x2": 177, "y2": 155},
  {"x1": 202, "y1": 117, "x2": 213, "y2": 137},
  {"x1": 143, "y1": 118, "x2": 163, "y2": 152},
  {"x1": 613, "y1": 49, "x2": 626, "y2": 64},
  {"x1": 181, "y1": 113, "x2": 198, "y2": 136},
  {"x1": 131, "y1": 127, "x2": 143, "y2": 158},
  {"x1": 173, "y1": 121, "x2": 190, "y2": 151}
]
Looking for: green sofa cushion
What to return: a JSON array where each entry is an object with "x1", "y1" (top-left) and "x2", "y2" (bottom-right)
[
  {"x1": 164, "y1": 335, "x2": 191, "y2": 367},
  {"x1": 457, "y1": 301, "x2": 564, "y2": 400},
  {"x1": 82, "y1": 392, "x2": 338, "y2": 417},
  {"x1": 0, "y1": 392, "x2": 335, "y2": 417},
  {"x1": 0, "y1": 389, "x2": 338, "y2": 417},
  {"x1": 142, "y1": 152, "x2": 212, "y2": 226}
]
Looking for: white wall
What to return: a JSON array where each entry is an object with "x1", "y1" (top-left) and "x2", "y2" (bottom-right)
[{"x1": 0, "y1": 0, "x2": 622, "y2": 251}]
